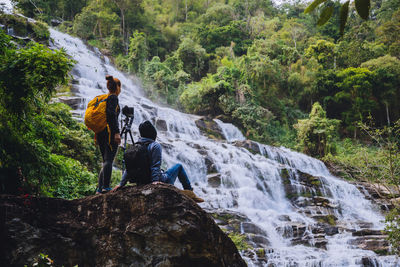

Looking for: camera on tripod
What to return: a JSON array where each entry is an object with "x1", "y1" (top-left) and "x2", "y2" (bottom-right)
[
  {"x1": 120, "y1": 105, "x2": 135, "y2": 173},
  {"x1": 122, "y1": 105, "x2": 134, "y2": 118},
  {"x1": 120, "y1": 105, "x2": 135, "y2": 149}
]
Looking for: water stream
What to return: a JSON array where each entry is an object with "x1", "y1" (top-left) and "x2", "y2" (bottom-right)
[{"x1": 49, "y1": 28, "x2": 399, "y2": 266}]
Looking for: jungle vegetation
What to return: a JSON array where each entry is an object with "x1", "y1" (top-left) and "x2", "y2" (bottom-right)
[{"x1": 2, "y1": 0, "x2": 400, "y2": 252}]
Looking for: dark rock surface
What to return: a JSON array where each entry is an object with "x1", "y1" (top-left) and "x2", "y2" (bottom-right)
[
  {"x1": 195, "y1": 117, "x2": 225, "y2": 140},
  {"x1": 57, "y1": 96, "x2": 85, "y2": 109},
  {"x1": 155, "y1": 119, "x2": 168, "y2": 131},
  {"x1": 351, "y1": 181, "x2": 400, "y2": 211},
  {"x1": 233, "y1": 140, "x2": 261, "y2": 154},
  {"x1": 207, "y1": 173, "x2": 222, "y2": 188},
  {"x1": 0, "y1": 184, "x2": 246, "y2": 267}
]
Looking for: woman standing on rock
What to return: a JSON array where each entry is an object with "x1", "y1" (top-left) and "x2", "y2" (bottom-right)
[{"x1": 95, "y1": 75, "x2": 121, "y2": 194}]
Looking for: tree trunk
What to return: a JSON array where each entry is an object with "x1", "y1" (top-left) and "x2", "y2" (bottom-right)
[
  {"x1": 113, "y1": 1, "x2": 127, "y2": 53},
  {"x1": 121, "y1": 9, "x2": 125, "y2": 41},
  {"x1": 185, "y1": 0, "x2": 188, "y2": 21},
  {"x1": 93, "y1": 20, "x2": 98, "y2": 36},
  {"x1": 386, "y1": 103, "x2": 390, "y2": 126}
]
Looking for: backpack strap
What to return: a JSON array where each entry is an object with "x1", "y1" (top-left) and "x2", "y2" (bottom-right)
[{"x1": 94, "y1": 96, "x2": 109, "y2": 108}]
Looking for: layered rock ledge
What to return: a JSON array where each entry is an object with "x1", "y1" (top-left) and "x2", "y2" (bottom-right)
[{"x1": 0, "y1": 184, "x2": 246, "y2": 267}]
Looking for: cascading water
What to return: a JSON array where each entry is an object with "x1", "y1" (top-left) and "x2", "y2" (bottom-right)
[{"x1": 49, "y1": 28, "x2": 399, "y2": 266}]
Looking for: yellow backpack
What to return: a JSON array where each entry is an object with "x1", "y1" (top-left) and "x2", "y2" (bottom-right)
[{"x1": 84, "y1": 94, "x2": 110, "y2": 133}]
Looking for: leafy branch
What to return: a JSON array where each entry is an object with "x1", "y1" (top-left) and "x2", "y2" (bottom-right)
[{"x1": 305, "y1": 0, "x2": 371, "y2": 34}]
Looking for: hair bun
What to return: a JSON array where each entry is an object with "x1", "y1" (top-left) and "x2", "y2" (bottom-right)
[{"x1": 105, "y1": 75, "x2": 114, "y2": 81}]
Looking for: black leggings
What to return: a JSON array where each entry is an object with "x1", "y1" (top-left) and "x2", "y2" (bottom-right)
[{"x1": 97, "y1": 130, "x2": 118, "y2": 190}]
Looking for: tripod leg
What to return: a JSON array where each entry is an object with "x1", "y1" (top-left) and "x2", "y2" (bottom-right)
[{"x1": 128, "y1": 130, "x2": 135, "y2": 145}]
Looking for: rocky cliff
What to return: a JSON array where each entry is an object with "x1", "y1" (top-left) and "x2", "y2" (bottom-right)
[{"x1": 0, "y1": 184, "x2": 246, "y2": 267}]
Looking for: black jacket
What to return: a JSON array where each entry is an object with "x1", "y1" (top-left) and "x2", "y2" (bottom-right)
[{"x1": 106, "y1": 94, "x2": 120, "y2": 137}]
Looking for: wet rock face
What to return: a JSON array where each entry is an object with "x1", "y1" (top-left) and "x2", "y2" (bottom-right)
[
  {"x1": 57, "y1": 96, "x2": 85, "y2": 109},
  {"x1": 351, "y1": 181, "x2": 400, "y2": 211},
  {"x1": 195, "y1": 117, "x2": 225, "y2": 140},
  {"x1": 155, "y1": 119, "x2": 168, "y2": 131},
  {"x1": 233, "y1": 140, "x2": 261, "y2": 154},
  {"x1": 0, "y1": 185, "x2": 246, "y2": 267}
]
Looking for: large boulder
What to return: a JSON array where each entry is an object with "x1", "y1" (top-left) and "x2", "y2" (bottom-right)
[{"x1": 0, "y1": 184, "x2": 246, "y2": 267}]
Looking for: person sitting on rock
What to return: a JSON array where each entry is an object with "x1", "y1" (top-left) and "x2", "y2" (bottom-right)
[{"x1": 112, "y1": 120, "x2": 204, "y2": 203}]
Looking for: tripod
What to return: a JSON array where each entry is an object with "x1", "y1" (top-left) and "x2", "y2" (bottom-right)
[{"x1": 120, "y1": 115, "x2": 135, "y2": 173}]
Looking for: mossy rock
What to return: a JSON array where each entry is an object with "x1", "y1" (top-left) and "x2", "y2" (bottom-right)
[
  {"x1": 256, "y1": 248, "x2": 265, "y2": 258},
  {"x1": 0, "y1": 14, "x2": 49, "y2": 44},
  {"x1": 195, "y1": 117, "x2": 225, "y2": 140},
  {"x1": 313, "y1": 214, "x2": 337, "y2": 226},
  {"x1": 227, "y1": 232, "x2": 252, "y2": 251}
]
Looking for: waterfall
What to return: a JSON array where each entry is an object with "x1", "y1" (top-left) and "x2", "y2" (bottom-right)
[
  {"x1": 214, "y1": 119, "x2": 245, "y2": 142},
  {"x1": 49, "y1": 28, "x2": 399, "y2": 266}
]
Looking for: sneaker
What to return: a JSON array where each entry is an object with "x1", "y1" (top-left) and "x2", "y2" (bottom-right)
[
  {"x1": 182, "y1": 190, "x2": 204, "y2": 203},
  {"x1": 95, "y1": 189, "x2": 102, "y2": 195}
]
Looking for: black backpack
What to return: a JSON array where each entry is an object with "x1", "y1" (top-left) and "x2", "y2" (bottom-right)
[{"x1": 124, "y1": 141, "x2": 152, "y2": 185}]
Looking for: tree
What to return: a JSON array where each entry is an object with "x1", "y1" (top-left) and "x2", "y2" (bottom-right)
[
  {"x1": 376, "y1": 9, "x2": 400, "y2": 58},
  {"x1": 305, "y1": 39, "x2": 336, "y2": 69},
  {"x1": 277, "y1": 19, "x2": 308, "y2": 51},
  {"x1": 361, "y1": 55, "x2": 400, "y2": 125},
  {"x1": 73, "y1": 2, "x2": 119, "y2": 39},
  {"x1": 199, "y1": 3, "x2": 235, "y2": 27},
  {"x1": 176, "y1": 37, "x2": 208, "y2": 81},
  {"x1": 334, "y1": 67, "x2": 377, "y2": 137},
  {"x1": 294, "y1": 102, "x2": 340, "y2": 157},
  {"x1": 197, "y1": 20, "x2": 252, "y2": 55},
  {"x1": 128, "y1": 30, "x2": 149, "y2": 73},
  {"x1": 112, "y1": 0, "x2": 142, "y2": 46}
]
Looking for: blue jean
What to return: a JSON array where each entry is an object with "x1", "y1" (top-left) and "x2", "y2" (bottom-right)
[{"x1": 164, "y1": 163, "x2": 192, "y2": 190}]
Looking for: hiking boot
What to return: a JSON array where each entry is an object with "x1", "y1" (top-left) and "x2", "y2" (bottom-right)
[
  {"x1": 101, "y1": 187, "x2": 112, "y2": 194},
  {"x1": 182, "y1": 190, "x2": 204, "y2": 203}
]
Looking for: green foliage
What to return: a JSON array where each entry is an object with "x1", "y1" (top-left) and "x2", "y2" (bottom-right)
[
  {"x1": 0, "y1": 28, "x2": 99, "y2": 199},
  {"x1": 385, "y1": 208, "x2": 400, "y2": 255},
  {"x1": 0, "y1": 40, "x2": 73, "y2": 116},
  {"x1": 358, "y1": 119, "x2": 400, "y2": 187},
  {"x1": 30, "y1": 20, "x2": 50, "y2": 43},
  {"x1": 25, "y1": 253, "x2": 55, "y2": 267},
  {"x1": 14, "y1": 0, "x2": 400, "y2": 147},
  {"x1": 15, "y1": 0, "x2": 88, "y2": 22},
  {"x1": 305, "y1": 39, "x2": 336, "y2": 69},
  {"x1": 143, "y1": 56, "x2": 189, "y2": 106},
  {"x1": 355, "y1": 0, "x2": 371, "y2": 20},
  {"x1": 304, "y1": 0, "x2": 327, "y2": 14},
  {"x1": 325, "y1": 119, "x2": 400, "y2": 186},
  {"x1": 128, "y1": 30, "x2": 149, "y2": 73},
  {"x1": 44, "y1": 103, "x2": 101, "y2": 173},
  {"x1": 227, "y1": 232, "x2": 251, "y2": 251},
  {"x1": 197, "y1": 20, "x2": 252, "y2": 56},
  {"x1": 180, "y1": 72, "x2": 231, "y2": 114},
  {"x1": 0, "y1": 14, "x2": 50, "y2": 44},
  {"x1": 176, "y1": 37, "x2": 208, "y2": 81},
  {"x1": 334, "y1": 67, "x2": 376, "y2": 134},
  {"x1": 305, "y1": 0, "x2": 371, "y2": 34},
  {"x1": 199, "y1": 3, "x2": 234, "y2": 27},
  {"x1": 294, "y1": 102, "x2": 340, "y2": 157},
  {"x1": 317, "y1": 5, "x2": 334, "y2": 26},
  {"x1": 73, "y1": 2, "x2": 119, "y2": 40},
  {"x1": 361, "y1": 55, "x2": 400, "y2": 124},
  {"x1": 325, "y1": 119, "x2": 400, "y2": 252},
  {"x1": 339, "y1": 1, "x2": 350, "y2": 35}
]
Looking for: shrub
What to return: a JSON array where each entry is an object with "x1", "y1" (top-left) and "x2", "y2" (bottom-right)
[{"x1": 294, "y1": 102, "x2": 340, "y2": 157}]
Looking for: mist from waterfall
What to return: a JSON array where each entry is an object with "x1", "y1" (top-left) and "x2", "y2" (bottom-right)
[{"x1": 49, "y1": 28, "x2": 399, "y2": 267}]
